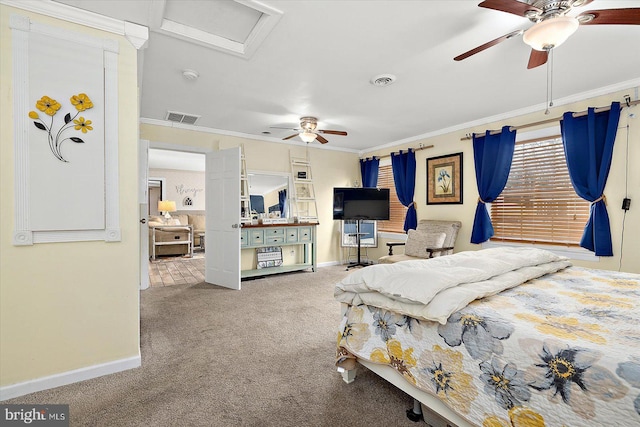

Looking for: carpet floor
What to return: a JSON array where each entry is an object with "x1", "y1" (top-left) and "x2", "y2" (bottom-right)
[{"x1": 5, "y1": 265, "x2": 429, "y2": 427}]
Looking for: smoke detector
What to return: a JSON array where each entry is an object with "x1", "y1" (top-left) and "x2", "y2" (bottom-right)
[
  {"x1": 370, "y1": 74, "x2": 396, "y2": 87},
  {"x1": 182, "y1": 69, "x2": 199, "y2": 81}
]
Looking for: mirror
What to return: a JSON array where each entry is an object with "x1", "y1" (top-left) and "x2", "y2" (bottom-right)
[{"x1": 247, "y1": 171, "x2": 291, "y2": 218}]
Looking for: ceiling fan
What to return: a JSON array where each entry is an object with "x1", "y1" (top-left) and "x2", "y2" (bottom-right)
[
  {"x1": 275, "y1": 117, "x2": 347, "y2": 144},
  {"x1": 454, "y1": 0, "x2": 640, "y2": 69}
]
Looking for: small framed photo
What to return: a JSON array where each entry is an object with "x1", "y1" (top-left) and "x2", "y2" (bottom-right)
[
  {"x1": 297, "y1": 171, "x2": 307, "y2": 179},
  {"x1": 426, "y1": 152, "x2": 463, "y2": 205}
]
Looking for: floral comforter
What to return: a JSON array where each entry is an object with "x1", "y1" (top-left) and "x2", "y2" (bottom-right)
[{"x1": 336, "y1": 266, "x2": 640, "y2": 427}]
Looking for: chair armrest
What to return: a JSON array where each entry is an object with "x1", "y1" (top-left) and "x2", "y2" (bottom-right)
[
  {"x1": 385, "y1": 242, "x2": 406, "y2": 256},
  {"x1": 426, "y1": 246, "x2": 454, "y2": 258}
]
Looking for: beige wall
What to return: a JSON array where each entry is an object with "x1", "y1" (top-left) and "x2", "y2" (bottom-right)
[
  {"x1": 362, "y1": 88, "x2": 640, "y2": 274},
  {"x1": 149, "y1": 168, "x2": 206, "y2": 211},
  {"x1": 0, "y1": 5, "x2": 140, "y2": 388},
  {"x1": 140, "y1": 124, "x2": 361, "y2": 268}
]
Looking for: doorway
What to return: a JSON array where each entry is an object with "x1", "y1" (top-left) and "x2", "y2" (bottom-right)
[
  {"x1": 143, "y1": 145, "x2": 207, "y2": 287},
  {"x1": 147, "y1": 179, "x2": 163, "y2": 216}
]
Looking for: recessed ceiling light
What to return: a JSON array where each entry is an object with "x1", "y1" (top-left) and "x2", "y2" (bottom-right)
[{"x1": 370, "y1": 74, "x2": 396, "y2": 87}]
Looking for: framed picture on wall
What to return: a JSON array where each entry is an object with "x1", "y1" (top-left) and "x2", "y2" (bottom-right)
[{"x1": 426, "y1": 152, "x2": 463, "y2": 205}]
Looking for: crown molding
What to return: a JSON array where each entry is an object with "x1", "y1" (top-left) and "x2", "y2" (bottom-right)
[
  {"x1": 140, "y1": 118, "x2": 359, "y2": 154},
  {"x1": 0, "y1": 0, "x2": 148, "y2": 49},
  {"x1": 365, "y1": 78, "x2": 640, "y2": 154}
]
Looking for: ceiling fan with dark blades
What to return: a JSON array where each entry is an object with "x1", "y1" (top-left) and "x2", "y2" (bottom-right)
[
  {"x1": 274, "y1": 117, "x2": 347, "y2": 144},
  {"x1": 454, "y1": 0, "x2": 640, "y2": 69}
]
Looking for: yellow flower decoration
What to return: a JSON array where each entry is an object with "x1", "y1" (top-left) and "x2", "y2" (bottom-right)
[
  {"x1": 70, "y1": 93, "x2": 94, "y2": 112},
  {"x1": 29, "y1": 92, "x2": 96, "y2": 162},
  {"x1": 73, "y1": 117, "x2": 93, "y2": 133},
  {"x1": 36, "y1": 96, "x2": 61, "y2": 116}
]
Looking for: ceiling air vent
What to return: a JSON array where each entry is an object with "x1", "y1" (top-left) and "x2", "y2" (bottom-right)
[
  {"x1": 370, "y1": 74, "x2": 397, "y2": 87},
  {"x1": 166, "y1": 111, "x2": 201, "y2": 125}
]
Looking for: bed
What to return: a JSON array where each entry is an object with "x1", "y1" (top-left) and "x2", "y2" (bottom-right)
[{"x1": 335, "y1": 247, "x2": 640, "y2": 427}]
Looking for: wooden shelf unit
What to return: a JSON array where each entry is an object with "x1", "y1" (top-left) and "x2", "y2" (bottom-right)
[{"x1": 240, "y1": 223, "x2": 317, "y2": 279}]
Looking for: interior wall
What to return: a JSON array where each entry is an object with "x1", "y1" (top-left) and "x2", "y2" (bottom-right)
[
  {"x1": 149, "y1": 168, "x2": 205, "y2": 211},
  {"x1": 362, "y1": 87, "x2": 640, "y2": 274},
  {"x1": 0, "y1": 5, "x2": 140, "y2": 388},
  {"x1": 140, "y1": 124, "x2": 361, "y2": 267}
]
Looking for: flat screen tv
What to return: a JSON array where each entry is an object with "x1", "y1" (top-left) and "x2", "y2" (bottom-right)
[{"x1": 333, "y1": 187, "x2": 390, "y2": 220}]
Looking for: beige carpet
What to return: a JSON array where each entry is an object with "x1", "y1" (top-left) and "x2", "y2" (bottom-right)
[{"x1": 5, "y1": 266, "x2": 428, "y2": 426}]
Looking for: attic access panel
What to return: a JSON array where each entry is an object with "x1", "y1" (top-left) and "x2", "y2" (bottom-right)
[
  {"x1": 159, "y1": 0, "x2": 283, "y2": 58},
  {"x1": 164, "y1": 0, "x2": 262, "y2": 44}
]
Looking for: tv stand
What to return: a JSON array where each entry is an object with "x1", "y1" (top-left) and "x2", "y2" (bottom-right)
[{"x1": 346, "y1": 219, "x2": 372, "y2": 270}]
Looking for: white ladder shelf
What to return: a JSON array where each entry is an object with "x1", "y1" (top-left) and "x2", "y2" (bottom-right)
[{"x1": 290, "y1": 150, "x2": 318, "y2": 223}]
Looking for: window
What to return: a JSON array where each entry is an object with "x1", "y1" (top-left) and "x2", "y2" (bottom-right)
[
  {"x1": 377, "y1": 164, "x2": 407, "y2": 233},
  {"x1": 490, "y1": 136, "x2": 590, "y2": 245}
]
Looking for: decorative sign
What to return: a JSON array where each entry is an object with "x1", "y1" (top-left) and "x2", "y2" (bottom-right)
[{"x1": 256, "y1": 246, "x2": 283, "y2": 268}]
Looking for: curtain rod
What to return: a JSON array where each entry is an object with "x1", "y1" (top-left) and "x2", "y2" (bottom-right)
[
  {"x1": 460, "y1": 98, "x2": 640, "y2": 141},
  {"x1": 365, "y1": 144, "x2": 434, "y2": 160}
]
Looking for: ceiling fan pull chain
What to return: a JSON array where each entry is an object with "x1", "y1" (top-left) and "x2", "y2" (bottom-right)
[{"x1": 545, "y1": 48, "x2": 554, "y2": 115}]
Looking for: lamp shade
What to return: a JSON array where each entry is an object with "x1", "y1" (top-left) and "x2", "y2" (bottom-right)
[
  {"x1": 523, "y1": 16, "x2": 579, "y2": 51},
  {"x1": 299, "y1": 131, "x2": 317, "y2": 143},
  {"x1": 158, "y1": 200, "x2": 176, "y2": 213}
]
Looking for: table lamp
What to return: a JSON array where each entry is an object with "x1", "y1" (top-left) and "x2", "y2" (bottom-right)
[{"x1": 158, "y1": 200, "x2": 177, "y2": 223}]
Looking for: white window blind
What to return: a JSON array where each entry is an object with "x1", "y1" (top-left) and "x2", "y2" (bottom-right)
[
  {"x1": 377, "y1": 164, "x2": 407, "y2": 233},
  {"x1": 490, "y1": 136, "x2": 590, "y2": 245}
]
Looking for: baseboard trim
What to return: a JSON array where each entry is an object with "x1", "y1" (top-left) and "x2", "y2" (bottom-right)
[
  {"x1": 318, "y1": 261, "x2": 341, "y2": 267},
  {"x1": 0, "y1": 354, "x2": 141, "y2": 401}
]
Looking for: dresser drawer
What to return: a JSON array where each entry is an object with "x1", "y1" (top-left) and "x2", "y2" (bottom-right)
[
  {"x1": 286, "y1": 228, "x2": 299, "y2": 243},
  {"x1": 265, "y1": 235, "x2": 285, "y2": 244},
  {"x1": 298, "y1": 227, "x2": 312, "y2": 242},
  {"x1": 240, "y1": 230, "x2": 248, "y2": 247},
  {"x1": 264, "y1": 227, "x2": 285, "y2": 237},
  {"x1": 249, "y1": 230, "x2": 264, "y2": 246}
]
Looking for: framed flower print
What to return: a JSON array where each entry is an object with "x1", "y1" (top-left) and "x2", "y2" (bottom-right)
[{"x1": 426, "y1": 152, "x2": 463, "y2": 205}]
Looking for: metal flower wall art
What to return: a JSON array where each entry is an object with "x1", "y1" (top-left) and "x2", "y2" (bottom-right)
[{"x1": 28, "y1": 93, "x2": 94, "y2": 162}]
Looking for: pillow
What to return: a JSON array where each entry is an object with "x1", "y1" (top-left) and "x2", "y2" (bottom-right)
[
  {"x1": 404, "y1": 230, "x2": 446, "y2": 258},
  {"x1": 189, "y1": 214, "x2": 206, "y2": 231},
  {"x1": 173, "y1": 214, "x2": 189, "y2": 226}
]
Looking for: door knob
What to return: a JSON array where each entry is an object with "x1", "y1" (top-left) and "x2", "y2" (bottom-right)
[
  {"x1": 140, "y1": 218, "x2": 147, "y2": 224},
  {"x1": 232, "y1": 223, "x2": 239, "y2": 228}
]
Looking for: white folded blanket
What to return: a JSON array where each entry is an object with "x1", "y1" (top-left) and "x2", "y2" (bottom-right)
[{"x1": 334, "y1": 247, "x2": 571, "y2": 324}]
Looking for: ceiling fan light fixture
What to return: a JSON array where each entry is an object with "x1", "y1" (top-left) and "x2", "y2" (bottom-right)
[
  {"x1": 523, "y1": 16, "x2": 579, "y2": 51},
  {"x1": 300, "y1": 131, "x2": 317, "y2": 143}
]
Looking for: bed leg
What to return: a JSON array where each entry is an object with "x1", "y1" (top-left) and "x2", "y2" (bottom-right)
[
  {"x1": 406, "y1": 398, "x2": 423, "y2": 422},
  {"x1": 339, "y1": 368, "x2": 357, "y2": 384}
]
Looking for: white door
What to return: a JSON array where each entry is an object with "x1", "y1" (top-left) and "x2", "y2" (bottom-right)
[
  {"x1": 205, "y1": 147, "x2": 241, "y2": 290},
  {"x1": 139, "y1": 139, "x2": 150, "y2": 290}
]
